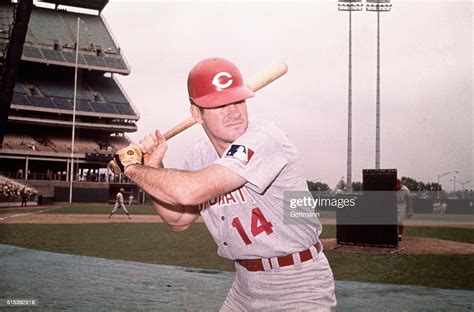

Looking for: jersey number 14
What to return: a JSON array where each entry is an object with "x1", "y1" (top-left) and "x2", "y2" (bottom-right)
[{"x1": 231, "y1": 207, "x2": 273, "y2": 245}]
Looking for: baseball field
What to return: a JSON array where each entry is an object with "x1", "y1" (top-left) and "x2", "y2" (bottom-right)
[{"x1": 1, "y1": 204, "x2": 472, "y2": 292}]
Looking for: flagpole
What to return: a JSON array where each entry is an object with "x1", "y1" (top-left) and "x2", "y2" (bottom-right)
[{"x1": 69, "y1": 17, "x2": 80, "y2": 205}]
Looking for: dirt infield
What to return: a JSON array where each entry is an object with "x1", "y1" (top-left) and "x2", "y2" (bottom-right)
[{"x1": 0, "y1": 212, "x2": 204, "y2": 224}]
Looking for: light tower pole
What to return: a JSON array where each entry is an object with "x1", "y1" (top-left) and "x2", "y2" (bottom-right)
[
  {"x1": 457, "y1": 180, "x2": 471, "y2": 199},
  {"x1": 437, "y1": 170, "x2": 459, "y2": 199},
  {"x1": 366, "y1": 0, "x2": 391, "y2": 169},
  {"x1": 338, "y1": 0, "x2": 363, "y2": 193}
]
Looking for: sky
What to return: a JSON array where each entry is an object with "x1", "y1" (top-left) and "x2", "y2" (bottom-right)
[{"x1": 99, "y1": 0, "x2": 472, "y2": 191}]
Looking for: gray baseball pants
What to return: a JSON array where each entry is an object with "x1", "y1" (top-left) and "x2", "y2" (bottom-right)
[{"x1": 220, "y1": 250, "x2": 337, "y2": 311}]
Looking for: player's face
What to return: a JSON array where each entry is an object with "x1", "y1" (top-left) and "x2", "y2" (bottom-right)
[{"x1": 198, "y1": 100, "x2": 248, "y2": 145}]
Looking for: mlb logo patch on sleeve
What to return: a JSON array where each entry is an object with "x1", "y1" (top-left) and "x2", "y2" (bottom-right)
[{"x1": 225, "y1": 144, "x2": 254, "y2": 166}]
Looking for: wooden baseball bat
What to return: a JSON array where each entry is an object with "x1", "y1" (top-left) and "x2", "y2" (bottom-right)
[{"x1": 162, "y1": 61, "x2": 289, "y2": 140}]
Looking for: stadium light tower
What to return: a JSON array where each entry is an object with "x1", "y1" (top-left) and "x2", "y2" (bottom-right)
[
  {"x1": 437, "y1": 170, "x2": 458, "y2": 199},
  {"x1": 69, "y1": 17, "x2": 81, "y2": 205},
  {"x1": 456, "y1": 180, "x2": 471, "y2": 199},
  {"x1": 366, "y1": 0, "x2": 391, "y2": 169},
  {"x1": 338, "y1": 0, "x2": 363, "y2": 193}
]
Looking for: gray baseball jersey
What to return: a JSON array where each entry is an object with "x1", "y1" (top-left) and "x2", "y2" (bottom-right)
[
  {"x1": 111, "y1": 192, "x2": 129, "y2": 214},
  {"x1": 184, "y1": 119, "x2": 322, "y2": 260},
  {"x1": 116, "y1": 192, "x2": 124, "y2": 204},
  {"x1": 397, "y1": 185, "x2": 410, "y2": 224}
]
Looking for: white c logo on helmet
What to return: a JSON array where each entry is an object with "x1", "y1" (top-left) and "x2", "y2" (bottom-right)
[{"x1": 212, "y1": 72, "x2": 233, "y2": 90}]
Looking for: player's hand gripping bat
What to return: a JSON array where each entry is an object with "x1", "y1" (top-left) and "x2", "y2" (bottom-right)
[{"x1": 108, "y1": 62, "x2": 288, "y2": 175}]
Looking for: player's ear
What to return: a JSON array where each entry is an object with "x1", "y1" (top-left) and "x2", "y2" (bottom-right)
[{"x1": 190, "y1": 104, "x2": 203, "y2": 124}]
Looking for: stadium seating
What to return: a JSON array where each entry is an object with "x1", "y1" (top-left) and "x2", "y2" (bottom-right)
[
  {"x1": 14, "y1": 83, "x2": 26, "y2": 94},
  {"x1": 54, "y1": 98, "x2": 73, "y2": 110},
  {"x1": 28, "y1": 96, "x2": 58, "y2": 109},
  {"x1": 22, "y1": 46, "x2": 44, "y2": 59},
  {"x1": 88, "y1": 75, "x2": 128, "y2": 103},
  {"x1": 0, "y1": 175, "x2": 38, "y2": 202},
  {"x1": 30, "y1": 78, "x2": 90, "y2": 100},
  {"x1": 11, "y1": 75, "x2": 137, "y2": 117},
  {"x1": 12, "y1": 93, "x2": 31, "y2": 106},
  {"x1": 41, "y1": 48, "x2": 66, "y2": 63},
  {"x1": 0, "y1": 1, "x2": 139, "y2": 192},
  {"x1": 46, "y1": 135, "x2": 100, "y2": 153},
  {"x1": 75, "y1": 99, "x2": 94, "y2": 112},
  {"x1": 3, "y1": 133, "x2": 38, "y2": 152},
  {"x1": 28, "y1": 8, "x2": 72, "y2": 47},
  {"x1": 59, "y1": 10, "x2": 118, "y2": 53},
  {"x1": 0, "y1": 4, "x2": 14, "y2": 34},
  {"x1": 23, "y1": 5, "x2": 126, "y2": 72},
  {"x1": 62, "y1": 51, "x2": 87, "y2": 64},
  {"x1": 0, "y1": 3, "x2": 128, "y2": 73},
  {"x1": 90, "y1": 102, "x2": 119, "y2": 114},
  {"x1": 114, "y1": 103, "x2": 135, "y2": 115}
]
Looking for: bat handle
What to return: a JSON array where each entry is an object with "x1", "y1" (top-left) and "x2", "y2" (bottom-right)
[{"x1": 163, "y1": 116, "x2": 197, "y2": 140}]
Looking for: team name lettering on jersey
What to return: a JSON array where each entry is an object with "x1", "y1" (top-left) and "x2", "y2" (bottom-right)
[{"x1": 199, "y1": 188, "x2": 255, "y2": 211}]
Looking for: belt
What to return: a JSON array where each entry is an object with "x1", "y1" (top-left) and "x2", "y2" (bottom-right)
[{"x1": 237, "y1": 241, "x2": 322, "y2": 272}]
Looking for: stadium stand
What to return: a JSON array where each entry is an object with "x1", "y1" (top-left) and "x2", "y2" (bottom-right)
[
  {"x1": 29, "y1": 95, "x2": 58, "y2": 109},
  {"x1": 10, "y1": 66, "x2": 138, "y2": 117},
  {"x1": 54, "y1": 97, "x2": 73, "y2": 110},
  {"x1": 27, "y1": 7, "x2": 72, "y2": 46},
  {"x1": 12, "y1": 93, "x2": 31, "y2": 106},
  {"x1": 0, "y1": 2, "x2": 130, "y2": 74},
  {"x1": 88, "y1": 74, "x2": 128, "y2": 103},
  {"x1": 0, "y1": 1, "x2": 140, "y2": 202},
  {"x1": 0, "y1": 174, "x2": 38, "y2": 203}
]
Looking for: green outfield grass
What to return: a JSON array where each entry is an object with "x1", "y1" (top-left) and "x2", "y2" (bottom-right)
[
  {"x1": 404, "y1": 226, "x2": 474, "y2": 244},
  {"x1": 0, "y1": 223, "x2": 472, "y2": 290},
  {"x1": 325, "y1": 252, "x2": 474, "y2": 290},
  {"x1": 410, "y1": 214, "x2": 474, "y2": 222},
  {"x1": 320, "y1": 224, "x2": 473, "y2": 244},
  {"x1": 41, "y1": 205, "x2": 158, "y2": 215}
]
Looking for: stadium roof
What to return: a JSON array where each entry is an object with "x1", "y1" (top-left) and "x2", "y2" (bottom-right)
[{"x1": 38, "y1": 0, "x2": 109, "y2": 11}]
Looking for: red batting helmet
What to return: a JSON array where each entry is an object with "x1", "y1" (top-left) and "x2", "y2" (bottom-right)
[{"x1": 187, "y1": 57, "x2": 254, "y2": 108}]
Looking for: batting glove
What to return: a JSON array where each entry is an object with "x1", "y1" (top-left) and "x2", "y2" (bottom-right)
[{"x1": 108, "y1": 144, "x2": 144, "y2": 175}]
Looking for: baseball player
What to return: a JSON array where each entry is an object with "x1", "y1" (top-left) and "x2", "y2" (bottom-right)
[
  {"x1": 396, "y1": 178, "x2": 413, "y2": 241},
  {"x1": 113, "y1": 57, "x2": 336, "y2": 310},
  {"x1": 108, "y1": 188, "x2": 131, "y2": 219}
]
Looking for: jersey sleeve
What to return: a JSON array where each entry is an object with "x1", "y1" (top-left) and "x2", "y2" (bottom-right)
[
  {"x1": 183, "y1": 139, "x2": 218, "y2": 171},
  {"x1": 213, "y1": 131, "x2": 287, "y2": 194}
]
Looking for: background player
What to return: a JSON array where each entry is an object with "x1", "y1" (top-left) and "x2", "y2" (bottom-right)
[
  {"x1": 108, "y1": 188, "x2": 131, "y2": 219},
  {"x1": 396, "y1": 178, "x2": 413, "y2": 241}
]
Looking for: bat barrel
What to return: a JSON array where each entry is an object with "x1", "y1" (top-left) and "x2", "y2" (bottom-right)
[{"x1": 247, "y1": 62, "x2": 288, "y2": 92}]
